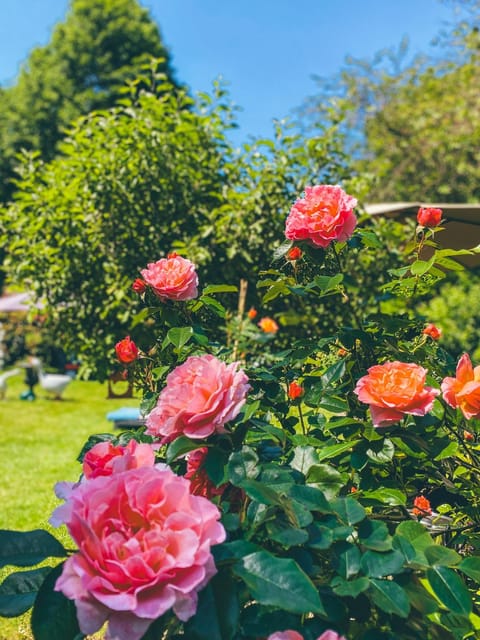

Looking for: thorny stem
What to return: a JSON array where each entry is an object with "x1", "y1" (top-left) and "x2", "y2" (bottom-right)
[{"x1": 298, "y1": 402, "x2": 307, "y2": 436}]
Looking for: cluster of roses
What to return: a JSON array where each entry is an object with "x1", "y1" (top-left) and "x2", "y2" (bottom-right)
[{"x1": 51, "y1": 185, "x2": 454, "y2": 640}]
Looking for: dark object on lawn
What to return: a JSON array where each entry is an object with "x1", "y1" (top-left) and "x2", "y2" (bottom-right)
[{"x1": 106, "y1": 407, "x2": 145, "y2": 430}]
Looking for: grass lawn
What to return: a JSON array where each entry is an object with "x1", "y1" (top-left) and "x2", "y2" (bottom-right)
[{"x1": 0, "y1": 372, "x2": 140, "y2": 639}]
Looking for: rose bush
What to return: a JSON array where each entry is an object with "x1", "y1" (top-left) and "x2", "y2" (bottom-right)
[{"x1": 3, "y1": 187, "x2": 480, "y2": 640}]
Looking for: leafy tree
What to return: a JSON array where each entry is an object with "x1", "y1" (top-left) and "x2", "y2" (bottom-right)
[
  {"x1": 0, "y1": 0, "x2": 177, "y2": 202},
  {"x1": 299, "y1": 2, "x2": 480, "y2": 203},
  {"x1": 1, "y1": 73, "x2": 359, "y2": 379}
]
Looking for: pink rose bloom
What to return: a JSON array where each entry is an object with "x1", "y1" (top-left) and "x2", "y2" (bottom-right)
[
  {"x1": 50, "y1": 466, "x2": 225, "y2": 640},
  {"x1": 285, "y1": 185, "x2": 357, "y2": 249},
  {"x1": 140, "y1": 253, "x2": 198, "y2": 301},
  {"x1": 268, "y1": 632, "x2": 346, "y2": 640},
  {"x1": 146, "y1": 354, "x2": 250, "y2": 442},
  {"x1": 441, "y1": 353, "x2": 480, "y2": 419},
  {"x1": 354, "y1": 361, "x2": 439, "y2": 428},
  {"x1": 82, "y1": 440, "x2": 155, "y2": 479}
]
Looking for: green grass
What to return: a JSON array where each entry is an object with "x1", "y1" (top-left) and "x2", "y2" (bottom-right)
[{"x1": 0, "y1": 372, "x2": 140, "y2": 639}]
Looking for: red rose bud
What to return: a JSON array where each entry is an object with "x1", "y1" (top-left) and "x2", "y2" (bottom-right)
[
  {"x1": 464, "y1": 430, "x2": 475, "y2": 442},
  {"x1": 412, "y1": 495, "x2": 432, "y2": 516},
  {"x1": 287, "y1": 246, "x2": 303, "y2": 261},
  {"x1": 132, "y1": 278, "x2": 146, "y2": 294},
  {"x1": 247, "y1": 307, "x2": 258, "y2": 320},
  {"x1": 115, "y1": 336, "x2": 139, "y2": 364},
  {"x1": 288, "y1": 380, "x2": 304, "y2": 400},
  {"x1": 417, "y1": 207, "x2": 442, "y2": 228},
  {"x1": 423, "y1": 323, "x2": 442, "y2": 340}
]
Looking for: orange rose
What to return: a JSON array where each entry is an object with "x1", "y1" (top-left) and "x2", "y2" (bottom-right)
[
  {"x1": 423, "y1": 323, "x2": 442, "y2": 340},
  {"x1": 354, "y1": 361, "x2": 439, "y2": 428},
  {"x1": 288, "y1": 381, "x2": 304, "y2": 400},
  {"x1": 417, "y1": 207, "x2": 442, "y2": 228},
  {"x1": 247, "y1": 307, "x2": 258, "y2": 320},
  {"x1": 412, "y1": 495, "x2": 432, "y2": 516},
  {"x1": 115, "y1": 336, "x2": 139, "y2": 364},
  {"x1": 258, "y1": 317, "x2": 279, "y2": 333},
  {"x1": 441, "y1": 353, "x2": 480, "y2": 419}
]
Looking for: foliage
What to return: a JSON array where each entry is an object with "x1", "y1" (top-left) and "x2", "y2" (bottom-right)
[
  {"x1": 3, "y1": 192, "x2": 480, "y2": 639},
  {"x1": 298, "y1": 3, "x2": 480, "y2": 202},
  {"x1": 1, "y1": 73, "x2": 358, "y2": 379},
  {"x1": 0, "y1": 0, "x2": 177, "y2": 203}
]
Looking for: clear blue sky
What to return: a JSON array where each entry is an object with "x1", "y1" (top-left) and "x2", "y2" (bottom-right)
[{"x1": 0, "y1": 0, "x2": 458, "y2": 143}]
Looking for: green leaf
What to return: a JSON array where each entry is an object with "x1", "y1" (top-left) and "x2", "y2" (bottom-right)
[
  {"x1": 288, "y1": 485, "x2": 332, "y2": 513},
  {"x1": 316, "y1": 440, "x2": 360, "y2": 463},
  {"x1": 165, "y1": 435, "x2": 200, "y2": 464},
  {"x1": 306, "y1": 464, "x2": 345, "y2": 499},
  {"x1": 330, "y1": 496, "x2": 366, "y2": 525},
  {"x1": 0, "y1": 567, "x2": 52, "y2": 617},
  {"x1": 163, "y1": 326, "x2": 194, "y2": 349},
  {"x1": 395, "y1": 521, "x2": 434, "y2": 562},
  {"x1": 411, "y1": 257, "x2": 435, "y2": 276},
  {"x1": 361, "y1": 488, "x2": 406, "y2": 506},
  {"x1": 318, "y1": 395, "x2": 349, "y2": 414},
  {"x1": 213, "y1": 540, "x2": 262, "y2": 563},
  {"x1": 360, "y1": 550, "x2": 404, "y2": 578},
  {"x1": 291, "y1": 446, "x2": 319, "y2": 475},
  {"x1": 334, "y1": 542, "x2": 361, "y2": 579},
  {"x1": 30, "y1": 563, "x2": 81, "y2": 640},
  {"x1": 433, "y1": 441, "x2": 458, "y2": 461},
  {"x1": 424, "y1": 545, "x2": 461, "y2": 567},
  {"x1": 240, "y1": 479, "x2": 283, "y2": 506},
  {"x1": 427, "y1": 566, "x2": 472, "y2": 616},
  {"x1": 199, "y1": 295, "x2": 226, "y2": 317},
  {"x1": 331, "y1": 576, "x2": 369, "y2": 598},
  {"x1": 321, "y1": 359, "x2": 346, "y2": 387},
  {"x1": 369, "y1": 579, "x2": 410, "y2": 618},
  {"x1": 308, "y1": 524, "x2": 334, "y2": 550},
  {"x1": 266, "y1": 522, "x2": 309, "y2": 547},
  {"x1": 358, "y1": 520, "x2": 392, "y2": 552},
  {"x1": 202, "y1": 284, "x2": 238, "y2": 295},
  {"x1": 0, "y1": 530, "x2": 67, "y2": 568},
  {"x1": 458, "y1": 556, "x2": 480, "y2": 583},
  {"x1": 366, "y1": 438, "x2": 395, "y2": 464},
  {"x1": 233, "y1": 551, "x2": 326, "y2": 615},
  {"x1": 227, "y1": 447, "x2": 260, "y2": 485},
  {"x1": 183, "y1": 571, "x2": 239, "y2": 640}
]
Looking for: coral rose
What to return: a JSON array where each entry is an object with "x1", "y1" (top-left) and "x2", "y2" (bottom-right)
[
  {"x1": 417, "y1": 207, "x2": 442, "y2": 228},
  {"x1": 288, "y1": 381, "x2": 304, "y2": 400},
  {"x1": 51, "y1": 466, "x2": 225, "y2": 640},
  {"x1": 146, "y1": 354, "x2": 250, "y2": 442},
  {"x1": 115, "y1": 336, "x2": 139, "y2": 364},
  {"x1": 441, "y1": 353, "x2": 480, "y2": 419},
  {"x1": 285, "y1": 184, "x2": 357, "y2": 249},
  {"x1": 82, "y1": 440, "x2": 155, "y2": 479},
  {"x1": 354, "y1": 361, "x2": 439, "y2": 428},
  {"x1": 132, "y1": 278, "x2": 146, "y2": 294},
  {"x1": 140, "y1": 253, "x2": 198, "y2": 301},
  {"x1": 423, "y1": 323, "x2": 442, "y2": 340},
  {"x1": 413, "y1": 495, "x2": 432, "y2": 516},
  {"x1": 258, "y1": 317, "x2": 279, "y2": 333},
  {"x1": 185, "y1": 447, "x2": 226, "y2": 499}
]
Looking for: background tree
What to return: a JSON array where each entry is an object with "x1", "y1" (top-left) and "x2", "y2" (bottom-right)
[
  {"x1": 299, "y1": 1, "x2": 480, "y2": 203},
  {"x1": 0, "y1": 0, "x2": 178, "y2": 203}
]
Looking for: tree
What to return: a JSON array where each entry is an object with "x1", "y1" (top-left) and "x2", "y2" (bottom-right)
[
  {"x1": 0, "y1": 0, "x2": 178, "y2": 202},
  {"x1": 298, "y1": 2, "x2": 480, "y2": 203}
]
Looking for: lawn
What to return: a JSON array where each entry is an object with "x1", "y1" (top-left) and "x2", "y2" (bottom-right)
[{"x1": 0, "y1": 372, "x2": 140, "y2": 639}]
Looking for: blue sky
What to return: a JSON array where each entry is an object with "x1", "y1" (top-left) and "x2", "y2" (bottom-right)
[{"x1": 0, "y1": 0, "x2": 458, "y2": 143}]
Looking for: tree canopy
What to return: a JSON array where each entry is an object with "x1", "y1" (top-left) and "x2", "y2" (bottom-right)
[{"x1": 0, "y1": 0, "x2": 177, "y2": 202}]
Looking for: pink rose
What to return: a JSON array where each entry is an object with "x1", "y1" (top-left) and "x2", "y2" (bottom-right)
[
  {"x1": 146, "y1": 354, "x2": 250, "y2": 442},
  {"x1": 51, "y1": 466, "x2": 225, "y2": 640},
  {"x1": 82, "y1": 440, "x2": 155, "y2": 479},
  {"x1": 268, "y1": 631, "x2": 346, "y2": 640},
  {"x1": 140, "y1": 253, "x2": 198, "y2": 301},
  {"x1": 354, "y1": 361, "x2": 439, "y2": 428},
  {"x1": 441, "y1": 353, "x2": 480, "y2": 419},
  {"x1": 268, "y1": 632, "x2": 304, "y2": 640},
  {"x1": 285, "y1": 185, "x2": 357, "y2": 249}
]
